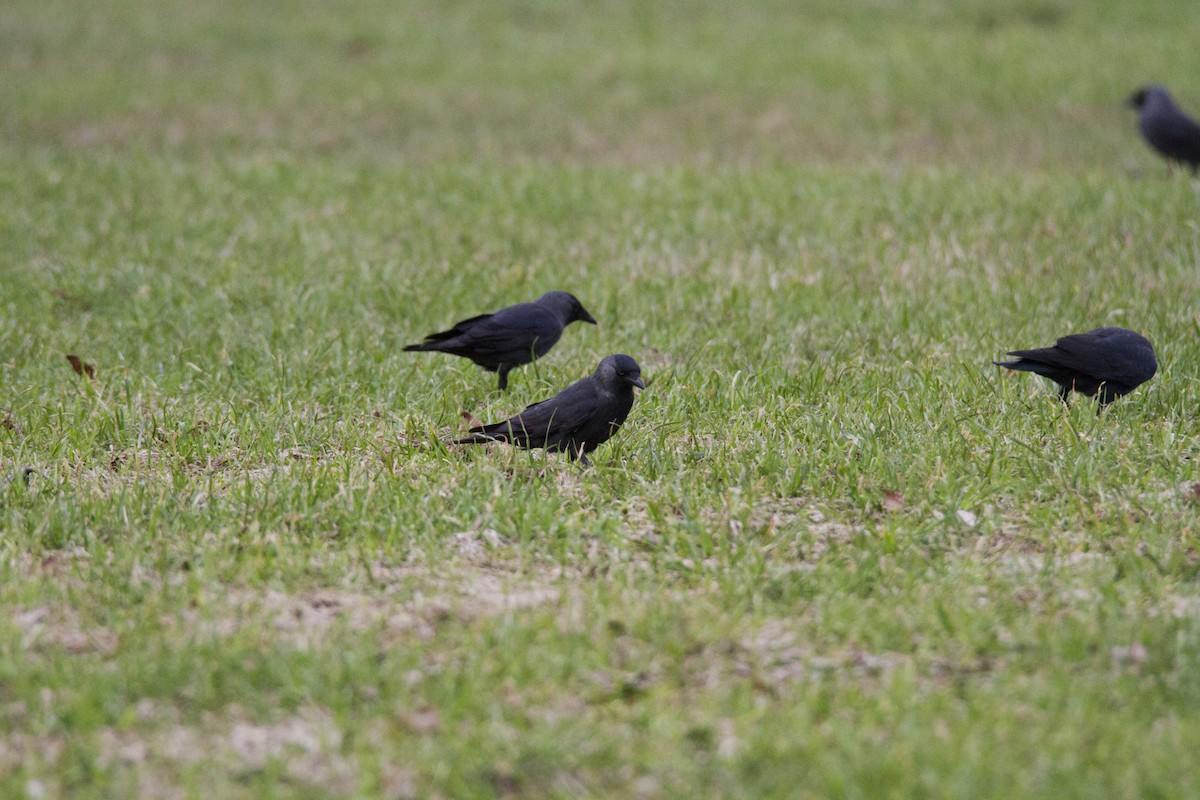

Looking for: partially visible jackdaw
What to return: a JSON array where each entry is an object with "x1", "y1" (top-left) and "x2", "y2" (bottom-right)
[
  {"x1": 994, "y1": 327, "x2": 1157, "y2": 407},
  {"x1": 454, "y1": 354, "x2": 644, "y2": 465},
  {"x1": 1129, "y1": 85, "x2": 1200, "y2": 175},
  {"x1": 0, "y1": 467, "x2": 39, "y2": 490},
  {"x1": 405, "y1": 291, "x2": 597, "y2": 391}
]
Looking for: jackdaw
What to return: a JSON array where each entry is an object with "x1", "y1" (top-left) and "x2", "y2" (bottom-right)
[
  {"x1": 1129, "y1": 85, "x2": 1200, "y2": 175},
  {"x1": 994, "y1": 327, "x2": 1157, "y2": 406},
  {"x1": 454, "y1": 354, "x2": 644, "y2": 464},
  {"x1": 405, "y1": 291, "x2": 597, "y2": 391},
  {"x1": 0, "y1": 466, "x2": 38, "y2": 489}
]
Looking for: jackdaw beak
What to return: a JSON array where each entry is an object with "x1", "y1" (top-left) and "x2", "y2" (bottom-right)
[
  {"x1": 629, "y1": 374, "x2": 645, "y2": 390},
  {"x1": 579, "y1": 308, "x2": 598, "y2": 325}
]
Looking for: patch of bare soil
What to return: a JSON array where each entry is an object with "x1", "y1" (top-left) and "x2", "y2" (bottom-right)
[
  {"x1": 738, "y1": 618, "x2": 906, "y2": 690},
  {"x1": 171, "y1": 561, "x2": 564, "y2": 650},
  {"x1": 12, "y1": 605, "x2": 118, "y2": 655},
  {"x1": 93, "y1": 706, "x2": 357, "y2": 797}
]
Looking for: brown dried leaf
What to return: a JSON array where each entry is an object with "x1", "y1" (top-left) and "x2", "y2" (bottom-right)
[
  {"x1": 52, "y1": 288, "x2": 91, "y2": 310},
  {"x1": 461, "y1": 410, "x2": 483, "y2": 430},
  {"x1": 0, "y1": 411, "x2": 18, "y2": 434},
  {"x1": 882, "y1": 490, "x2": 905, "y2": 512},
  {"x1": 65, "y1": 354, "x2": 96, "y2": 379}
]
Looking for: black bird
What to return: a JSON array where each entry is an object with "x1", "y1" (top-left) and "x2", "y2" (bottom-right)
[
  {"x1": 405, "y1": 291, "x2": 597, "y2": 391},
  {"x1": 454, "y1": 354, "x2": 644, "y2": 465},
  {"x1": 0, "y1": 466, "x2": 39, "y2": 494},
  {"x1": 1129, "y1": 85, "x2": 1200, "y2": 175},
  {"x1": 994, "y1": 327, "x2": 1157, "y2": 407}
]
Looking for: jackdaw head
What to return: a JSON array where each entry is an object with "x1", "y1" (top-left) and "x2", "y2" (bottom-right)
[
  {"x1": 539, "y1": 291, "x2": 598, "y2": 326},
  {"x1": 596, "y1": 354, "x2": 645, "y2": 391},
  {"x1": 1129, "y1": 85, "x2": 1171, "y2": 111}
]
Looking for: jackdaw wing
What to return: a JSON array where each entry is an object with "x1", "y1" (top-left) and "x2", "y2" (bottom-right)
[
  {"x1": 1046, "y1": 331, "x2": 1151, "y2": 383},
  {"x1": 405, "y1": 313, "x2": 496, "y2": 347},
  {"x1": 462, "y1": 305, "x2": 564, "y2": 357},
  {"x1": 464, "y1": 380, "x2": 599, "y2": 450}
]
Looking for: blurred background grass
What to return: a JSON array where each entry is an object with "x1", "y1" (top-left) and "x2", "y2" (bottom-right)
[{"x1": 4, "y1": 0, "x2": 1200, "y2": 169}]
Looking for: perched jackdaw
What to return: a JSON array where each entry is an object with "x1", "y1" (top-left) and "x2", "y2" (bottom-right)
[
  {"x1": 1129, "y1": 85, "x2": 1200, "y2": 174},
  {"x1": 994, "y1": 327, "x2": 1157, "y2": 406},
  {"x1": 405, "y1": 291, "x2": 597, "y2": 390},
  {"x1": 454, "y1": 354, "x2": 644, "y2": 464}
]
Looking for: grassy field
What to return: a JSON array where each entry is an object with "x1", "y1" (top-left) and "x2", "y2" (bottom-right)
[{"x1": 4, "y1": 0, "x2": 1200, "y2": 797}]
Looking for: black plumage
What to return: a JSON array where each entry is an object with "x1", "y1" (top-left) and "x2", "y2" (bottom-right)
[
  {"x1": 405, "y1": 291, "x2": 597, "y2": 390},
  {"x1": 994, "y1": 327, "x2": 1157, "y2": 406},
  {"x1": 454, "y1": 354, "x2": 644, "y2": 464},
  {"x1": 1129, "y1": 85, "x2": 1200, "y2": 175}
]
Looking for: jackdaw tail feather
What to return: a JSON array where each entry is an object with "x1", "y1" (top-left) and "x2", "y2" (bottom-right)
[
  {"x1": 994, "y1": 358, "x2": 1035, "y2": 370},
  {"x1": 453, "y1": 432, "x2": 501, "y2": 445}
]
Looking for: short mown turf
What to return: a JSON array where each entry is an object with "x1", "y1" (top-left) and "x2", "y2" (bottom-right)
[{"x1": 3, "y1": 1, "x2": 1200, "y2": 797}]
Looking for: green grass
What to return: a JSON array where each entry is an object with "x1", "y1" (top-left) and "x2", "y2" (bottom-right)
[{"x1": 4, "y1": 1, "x2": 1200, "y2": 797}]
